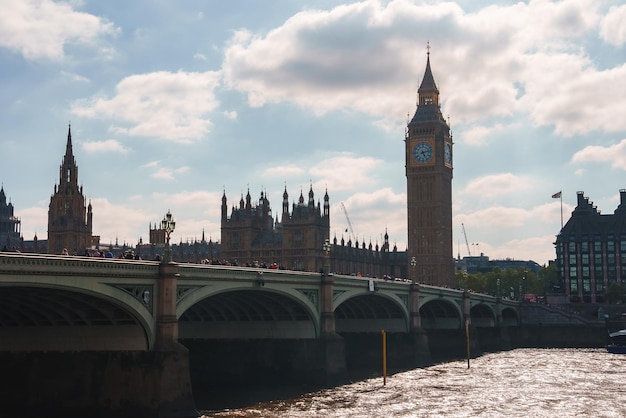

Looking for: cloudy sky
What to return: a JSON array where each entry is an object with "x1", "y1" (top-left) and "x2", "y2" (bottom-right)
[{"x1": 1, "y1": 0, "x2": 625, "y2": 266}]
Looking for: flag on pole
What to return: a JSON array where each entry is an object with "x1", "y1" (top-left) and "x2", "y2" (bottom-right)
[{"x1": 552, "y1": 191, "x2": 562, "y2": 199}]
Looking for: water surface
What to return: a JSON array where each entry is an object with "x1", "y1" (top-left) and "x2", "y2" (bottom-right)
[{"x1": 202, "y1": 348, "x2": 625, "y2": 417}]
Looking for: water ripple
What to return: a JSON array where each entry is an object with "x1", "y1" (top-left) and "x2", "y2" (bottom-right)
[{"x1": 204, "y1": 348, "x2": 626, "y2": 418}]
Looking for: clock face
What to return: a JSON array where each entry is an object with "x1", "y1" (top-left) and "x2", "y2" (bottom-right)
[
  {"x1": 413, "y1": 142, "x2": 433, "y2": 163},
  {"x1": 445, "y1": 143, "x2": 452, "y2": 165}
]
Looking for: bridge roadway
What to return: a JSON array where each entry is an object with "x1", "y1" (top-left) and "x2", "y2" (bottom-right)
[{"x1": 0, "y1": 252, "x2": 519, "y2": 351}]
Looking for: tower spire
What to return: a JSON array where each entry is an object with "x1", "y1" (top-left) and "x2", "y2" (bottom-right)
[
  {"x1": 418, "y1": 43, "x2": 439, "y2": 101},
  {"x1": 65, "y1": 123, "x2": 74, "y2": 162}
]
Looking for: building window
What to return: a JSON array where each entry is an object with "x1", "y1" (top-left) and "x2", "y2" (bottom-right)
[
  {"x1": 581, "y1": 241, "x2": 589, "y2": 252},
  {"x1": 594, "y1": 241, "x2": 602, "y2": 253},
  {"x1": 568, "y1": 242, "x2": 576, "y2": 252},
  {"x1": 581, "y1": 253, "x2": 589, "y2": 265},
  {"x1": 608, "y1": 253, "x2": 615, "y2": 266},
  {"x1": 569, "y1": 254, "x2": 577, "y2": 265},
  {"x1": 583, "y1": 279, "x2": 591, "y2": 293},
  {"x1": 594, "y1": 253, "x2": 602, "y2": 264},
  {"x1": 608, "y1": 266, "x2": 616, "y2": 280},
  {"x1": 570, "y1": 278, "x2": 578, "y2": 293},
  {"x1": 294, "y1": 231, "x2": 303, "y2": 246},
  {"x1": 569, "y1": 266, "x2": 577, "y2": 277},
  {"x1": 582, "y1": 266, "x2": 590, "y2": 277},
  {"x1": 596, "y1": 279, "x2": 604, "y2": 293},
  {"x1": 595, "y1": 264, "x2": 603, "y2": 277},
  {"x1": 608, "y1": 241, "x2": 615, "y2": 252}
]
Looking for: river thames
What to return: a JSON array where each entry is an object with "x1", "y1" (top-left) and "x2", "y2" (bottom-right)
[{"x1": 200, "y1": 348, "x2": 625, "y2": 417}]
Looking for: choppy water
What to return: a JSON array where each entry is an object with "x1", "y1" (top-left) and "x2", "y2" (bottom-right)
[{"x1": 201, "y1": 348, "x2": 626, "y2": 417}]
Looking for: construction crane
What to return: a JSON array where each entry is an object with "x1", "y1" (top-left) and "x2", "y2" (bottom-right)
[
  {"x1": 340, "y1": 202, "x2": 355, "y2": 242},
  {"x1": 461, "y1": 223, "x2": 471, "y2": 256}
]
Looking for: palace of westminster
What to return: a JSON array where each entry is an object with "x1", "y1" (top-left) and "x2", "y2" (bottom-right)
[{"x1": 3, "y1": 53, "x2": 626, "y2": 303}]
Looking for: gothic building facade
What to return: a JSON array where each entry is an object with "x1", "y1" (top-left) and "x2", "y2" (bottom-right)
[
  {"x1": 220, "y1": 186, "x2": 329, "y2": 272},
  {"x1": 220, "y1": 186, "x2": 406, "y2": 277},
  {"x1": 405, "y1": 49, "x2": 455, "y2": 287},
  {"x1": 0, "y1": 186, "x2": 22, "y2": 250},
  {"x1": 47, "y1": 125, "x2": 94, "y2": 255},
  {"x1": 555, "y1": 190, "x2": 626, "y2": 304}
]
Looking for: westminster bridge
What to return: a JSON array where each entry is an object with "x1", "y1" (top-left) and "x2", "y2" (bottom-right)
[{"x1": 0, "y1": 252, "x2": 521, "y2": 417}]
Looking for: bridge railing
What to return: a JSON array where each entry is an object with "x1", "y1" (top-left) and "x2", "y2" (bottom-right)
[{"x1": 0, "y1": 252, "x2": 159, "y2": 279}]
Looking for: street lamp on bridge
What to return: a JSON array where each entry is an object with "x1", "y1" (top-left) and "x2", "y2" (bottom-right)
[
  {"x1": 497, "y1": 277, "x2": 501, "y2": 299},
  {"x1": 410, "y1": 256, "x2": 416, "y2": 284},
  {"x1": 161, "y1": 210, "x2": 176, "y2": 263},
  {"x1": 323, "y1": 238, "x2": 331, "y2": 276}
]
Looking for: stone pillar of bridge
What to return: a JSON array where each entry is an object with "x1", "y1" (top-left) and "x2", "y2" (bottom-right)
[
  {"x1": 496, "y1": 296, "x2": 503, "y2": 327},
  {"x1": 408, "y1": 283, "x2": 431, "y2": 366},
  {"x1": 319, "y1": 250, "x2": 348, "y2": 383},
  {"x1": 320, "y1": 272, "x2": 336, "y2": 336},
  {"x1": 156, "y1": 261, "x2": 181, "y2": 348},
  {"x1": 495, "y1": 296, "x2": 512, "y2": 350},
  {"x1": 154, "y1": 260, "x2": 197, "y2": 416},
  {"x1": 409, "y1": 283, "x2": 421, "y2": 331}
]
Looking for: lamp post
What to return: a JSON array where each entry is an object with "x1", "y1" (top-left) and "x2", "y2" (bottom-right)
[
  {"x1": 323, "y1": 238, "x2": 331, "y2": 275},
  {"x1": 497, "y1": 277, "x2": 500, "y2": 299},
  {"x1": 410, "y1": 256, "x2": 417, "y2": 284},
  {"x1": 161, "y1": 210, "x2": 176, "y2": 263}
]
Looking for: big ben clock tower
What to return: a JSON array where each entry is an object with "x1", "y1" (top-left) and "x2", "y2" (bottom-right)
[{"x1": 406, "y1": 47, "x2": 454, "y2": 287}]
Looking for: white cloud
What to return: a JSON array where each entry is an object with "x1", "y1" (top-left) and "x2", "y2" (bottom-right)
[
  {"x1": 17, "y1": 206, "x2": 48, "y2": 241},
  {"x1": 478, "y1": 234, "x2": 556, "y2": 265},
  {"x1": 460, "y1": 173, "x2": 532, "y2": 200},
  {"x1": 222, "y1": 110, "x2": 237, "y2": 120},
  {"x1": 82, "y1": 139, "x2": 129, "y2": 154},
  {"x1": 263, "y1": 165, "x2": 305, "y2": 178},
  {"x1": 0, "y1": 0, "x2": 118, "y2": 60},
  {"x1": 221, "y1": 0, "x2": 623, "y2": 138},
  {"x1": 60, "y1": 71, "x2": 90, "y2": 83},
  {"x1": 309, "y1": 154, "x2": 383, "y2": 192},
  {"x1": 461, "y1": 123, "x2": 512, "y2": 146},
  {"x1": 600, "y1": 4, "x2": 626, "y2": 46},
  {"x1": 571, "y1": 139, "x2": 626, "y2": 170},
  {"x1": 333, "y1": 188, "x2": 407, "y2": 248},
  {"x1": 71, "y1": 70, "x2": 222, "y2": 143},
  {"x1": 150, "y1": 166, "x2": 190, "y2": 180}
]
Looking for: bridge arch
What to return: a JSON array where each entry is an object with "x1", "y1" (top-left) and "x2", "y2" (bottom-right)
[
  {"x1": 502, "y1": 306, "x2": 520, "y2": 326},
  {"x1": 177, "y1": 285, "x2": 320, "y2": 339},
  {"x1": 470, "y1": 303, "x2": 496, "y2": 327},
  {"x1": 0, "y1": 282, "x2": 154, "y2": 351},
  {"x1": 419, "y1": 296, "x2": 463, "y2": 329},
  {"x1": 334, "y1": 290, "x2": 409, "y2": 332}
]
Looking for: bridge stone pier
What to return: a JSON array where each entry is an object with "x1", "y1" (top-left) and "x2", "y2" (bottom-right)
[{"x1": 0, "y1": 253, "x2": 520, "y2": 415}]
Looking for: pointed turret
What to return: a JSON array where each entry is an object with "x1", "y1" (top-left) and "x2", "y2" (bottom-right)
[
  {"x1": 308, "y1": 184, "x2": 314, "y2": 207},
  {"x1": 283, "y1": 185, "x2": 289, "y2": 216},
  {"x1": 409, "y1": 45, "x2": 446, "y2": 126},
  {"x1": 221, "y1": 189, "x2": 228, "y2": 221},
  {"x1": 417, "y1": 46, "x2": 439, "y2": 101},
  {"x1": 323, "y1": 188, "x2": 330, "y2": 217}
]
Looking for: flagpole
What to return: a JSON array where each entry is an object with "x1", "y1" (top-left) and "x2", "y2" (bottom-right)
[{"x1": 560, "y1": 192, "x2": 563, "y2": 230}]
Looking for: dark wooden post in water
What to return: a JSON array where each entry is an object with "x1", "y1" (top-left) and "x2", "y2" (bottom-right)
[
  {"x1": 462, "y1": 290, "x2": 483, "y2": 360},
  {"x1": 409, "y1": 283, "x2": 432, "y2": 366}
]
